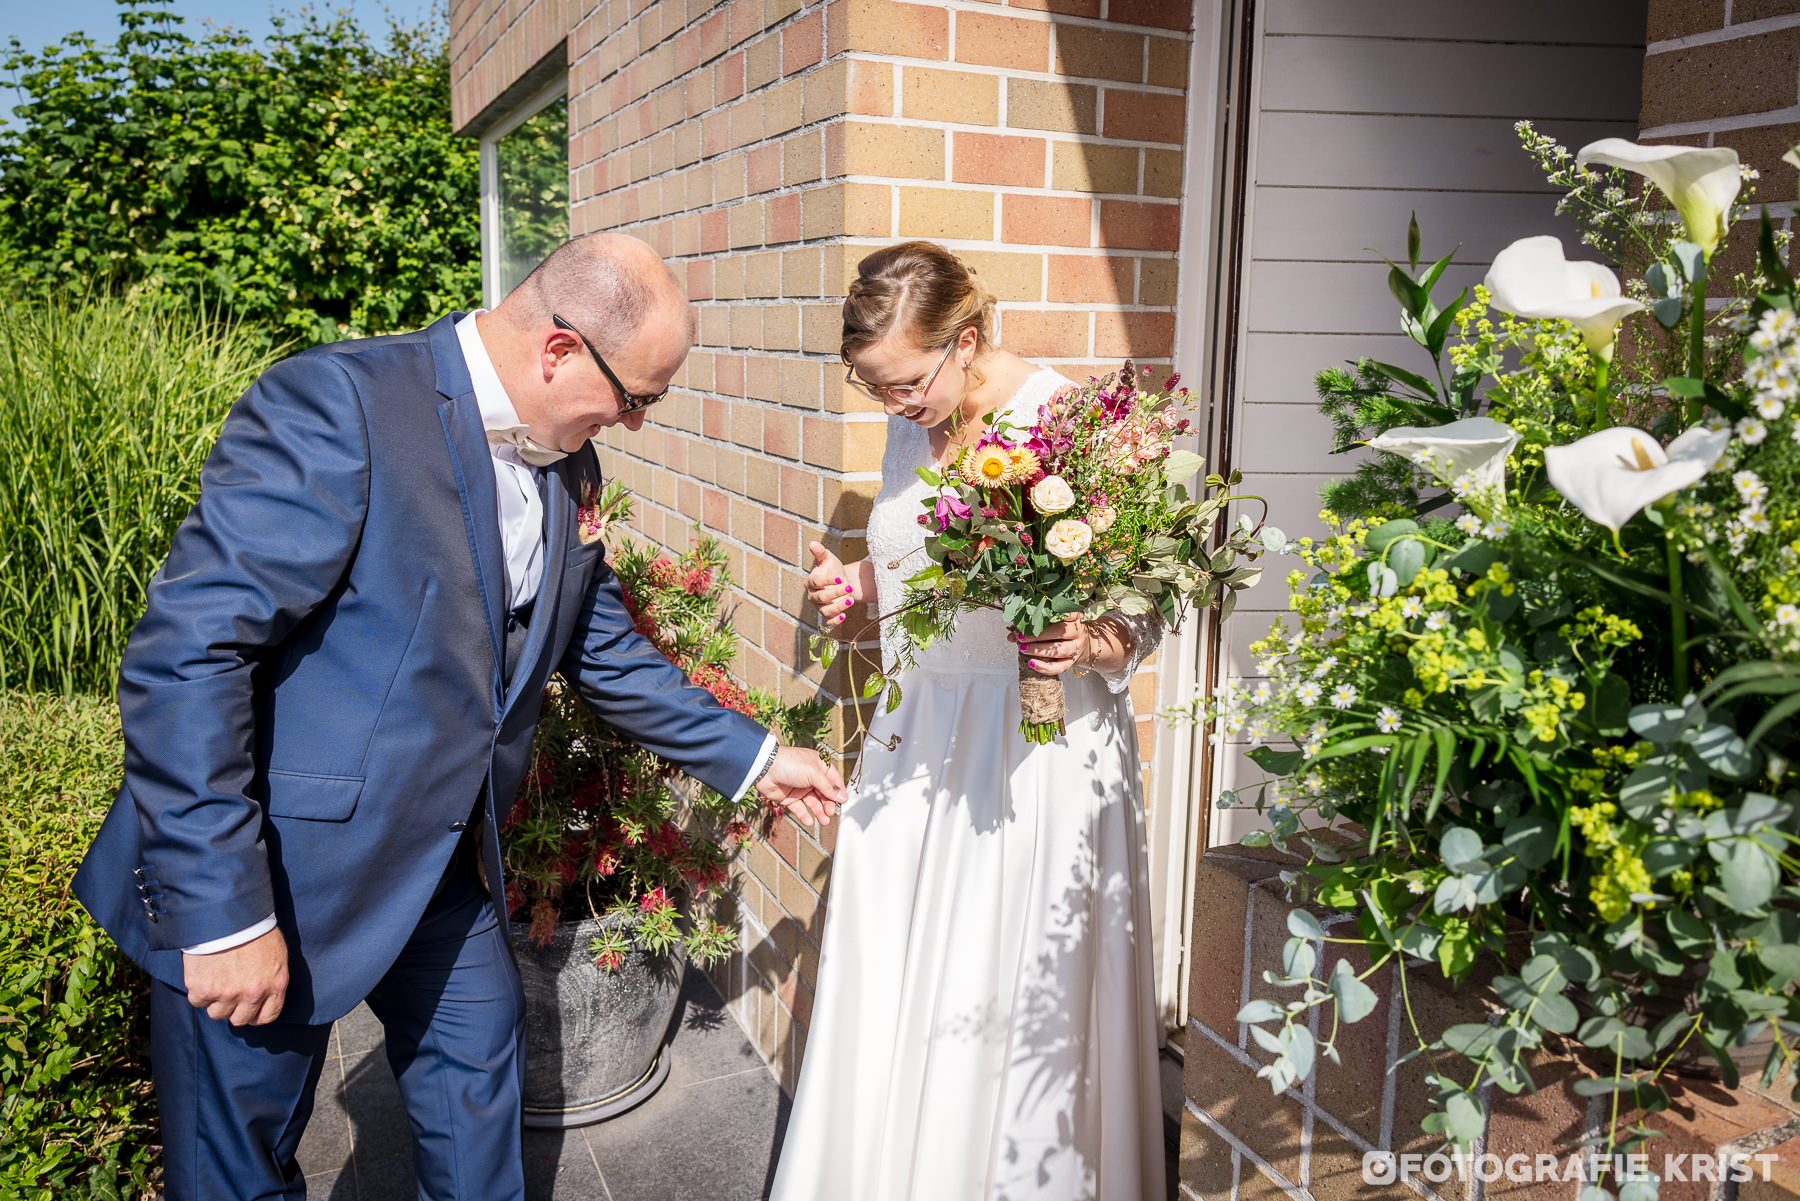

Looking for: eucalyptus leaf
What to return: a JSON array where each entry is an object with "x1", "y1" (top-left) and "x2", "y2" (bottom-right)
[
  {"x1": 1236, "y1": 999, "x2": 1285, "y2": 1024},
  {"x1": 1389, "y1": 537, "x2": 1427, "y2": 586},
  {"x1": 1287, "y1": 910, "x2": 1325, "y2": 940},
  {"x1": 1328, "y1": 959, "x2": 1378, "y2": 1023},
  {"x1": 1439, "y1": 826, "x2": 1484, "y2": 873},
  {"x1": 1725, "y1": 839, "x2": 1779, "y2": 910}
]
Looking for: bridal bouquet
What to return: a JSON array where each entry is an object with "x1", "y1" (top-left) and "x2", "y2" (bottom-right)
[{"x1": 893, "y1": 364, "x2": 1269, "y2": 742}]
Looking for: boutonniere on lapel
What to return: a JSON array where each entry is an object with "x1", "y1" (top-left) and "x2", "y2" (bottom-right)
[{"x1": 577, "y1": 479, "x2": 630, "y2": 545}]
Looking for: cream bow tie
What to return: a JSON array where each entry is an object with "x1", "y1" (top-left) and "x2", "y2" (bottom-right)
[{"x1": 485, "y1": 425, "x2": 567, "y2": 467}]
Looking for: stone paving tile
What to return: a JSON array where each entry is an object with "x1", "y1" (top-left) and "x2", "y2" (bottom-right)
[{"x1": 316, "y1": 966, "x2": 779, "y2": 1201}]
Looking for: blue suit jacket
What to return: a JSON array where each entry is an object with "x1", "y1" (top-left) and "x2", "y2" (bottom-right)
[{"x1": 73, "y1": 314, "x2": 768, "y2": 1024}]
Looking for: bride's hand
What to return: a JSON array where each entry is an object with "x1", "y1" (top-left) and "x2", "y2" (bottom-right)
[
  {"x1": 806, "y1": 541, "x2": 864, "y2": 627},
  {"x1": 1014, "y1": 617, "x2": 1091, "y2": 676}
]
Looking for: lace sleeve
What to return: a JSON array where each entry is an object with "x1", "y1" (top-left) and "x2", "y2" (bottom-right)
[{"x1": 1090, "y1": 609, "x2": 1165, "y2": 694}]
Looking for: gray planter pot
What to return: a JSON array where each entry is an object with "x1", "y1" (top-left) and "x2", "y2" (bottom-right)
[{"x1": 510, "y1": 911, "x2": 686, "y2": 1128}]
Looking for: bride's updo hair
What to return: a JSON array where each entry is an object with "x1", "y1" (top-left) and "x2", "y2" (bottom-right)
[{"x1": 841, "y1": 241, "x2": 996, "y2": 365}]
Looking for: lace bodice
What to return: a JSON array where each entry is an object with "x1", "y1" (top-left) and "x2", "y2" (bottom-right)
[{"x1": 863, "y1": 368, "x2": 1161, "y2": 691}]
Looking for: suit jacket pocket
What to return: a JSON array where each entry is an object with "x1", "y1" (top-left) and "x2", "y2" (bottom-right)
[
  {"x1": 263, "y1": 770, "x2": 364, "y2": 822},
  {"x1": 564, "y1": 539, "x2": 604, "y2": 573}
]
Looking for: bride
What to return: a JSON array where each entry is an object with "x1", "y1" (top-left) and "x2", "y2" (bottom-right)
[{"x1": 768, "y1": 241, "x2": 1167, "y2": 1200}]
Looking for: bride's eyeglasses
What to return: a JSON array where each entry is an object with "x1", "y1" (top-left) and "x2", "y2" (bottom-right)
[{"x1": 845, "y1": 341, "x2": 958, "y2": 405}]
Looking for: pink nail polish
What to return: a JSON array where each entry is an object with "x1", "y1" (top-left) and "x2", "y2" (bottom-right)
[
  {"x1": 834, "y1": 577, "x2": 842, "y2": 584},
  {"x1": 844, "y1": 585, "x2": 854, "y2": 594}
]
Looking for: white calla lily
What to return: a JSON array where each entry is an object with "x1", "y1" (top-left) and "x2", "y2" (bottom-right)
[
  {"x1": 1575, "y1": 138, "x2": 1741, "y2": 257},
  {"x1": 1542, "y1": 424, "x2": 1730, "y2": 532},
  {"x1": 1483, "y1": 236, "x2": 1645, "y2": 360},
  {"x1": 1366, "y1": 416, "x2": 1520, "y2": 494}
]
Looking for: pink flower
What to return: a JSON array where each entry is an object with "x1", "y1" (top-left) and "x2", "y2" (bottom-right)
[{"x1": 934, "y1": 494, "x2": 973, "y2": 530}]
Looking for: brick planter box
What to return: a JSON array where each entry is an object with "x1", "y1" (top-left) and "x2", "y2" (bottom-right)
[{"x1": 1178, "y1": 842, "x2": 1800, "y2": 1200}]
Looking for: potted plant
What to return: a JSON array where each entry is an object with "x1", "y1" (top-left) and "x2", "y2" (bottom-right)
[
  {"x1": 500, "y1": 487, "x2": 828, "y2": 1127},
  {"x1": 1176, "y1": 126, "x2": 1800, "y2": 1200}
]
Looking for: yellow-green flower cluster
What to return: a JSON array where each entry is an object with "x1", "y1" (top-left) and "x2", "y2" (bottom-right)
[
  {"x1": 1559, "y1": 606, "x2": 1643, "y2": 650},
  {"x1": 1570, "y1": 801, "x2": 1653, "y2": 922}
]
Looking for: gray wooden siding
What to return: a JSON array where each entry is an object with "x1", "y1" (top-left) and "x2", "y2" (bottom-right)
[{"x1": 1209, "y1": 0, "x2": 1647, "y2": 846}]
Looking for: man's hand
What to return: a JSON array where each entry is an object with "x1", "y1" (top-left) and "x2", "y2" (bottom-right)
[
  {"x1": 182, "y1": 926, "x2": 290, "y2": 1027},
  {"x1": 755, "y1": 746, "x2": 847, "y2": 828}
]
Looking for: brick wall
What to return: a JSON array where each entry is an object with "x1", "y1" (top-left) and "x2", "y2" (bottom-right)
[
  {"x1": 453, "y1": 0, "x2": 1200, "y2": 1087},
  {"x1": 1177, "y1": 845, "x2": 1800, "y2": 1201},
  {"x1": 1640, "y1": 0, "x2": 1800, "y2": 280}
]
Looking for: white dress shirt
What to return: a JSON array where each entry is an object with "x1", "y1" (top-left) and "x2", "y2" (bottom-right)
[{"x1": 185, "y1": 313, "x2": 774, "y2": 955}]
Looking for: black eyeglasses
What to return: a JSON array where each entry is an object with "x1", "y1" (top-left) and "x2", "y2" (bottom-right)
[{"x1": 553, "y1": 314, "x2": 669, "y2": 413}]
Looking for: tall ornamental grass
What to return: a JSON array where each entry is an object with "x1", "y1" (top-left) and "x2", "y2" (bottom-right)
[{"x1": 0, "y1": 296, "x2": 278, "y2": 695}]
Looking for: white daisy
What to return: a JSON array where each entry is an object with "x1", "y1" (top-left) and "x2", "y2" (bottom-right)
[
  {"x1": 1483, "y1": 521, "x2": 1510, "y2": 539},
  {"x1": 1777, "y1": 604, "x2": 1800, "y2": 628},
  {"x1": 1454, "y1": 513, "x2": 1483, "y2": 534},
  {"x1": 1426, "y1": 611, "x2": 1451, "y2": 631},
  {"x1": 1399, "y1": 597, "x2": 1425, "y2": 619},
  {"x1": 1294, "y1": 682, "x2": 1323, "y2": 705},
  {"x1": 1407, "y1": 879, "x2": 1427, "y2": 896},
  {"x1": 1738, "y1": 418, "x2": 1769, "y2": 445},
  {"x1": 1735, "y1": 470, "x2": 1769, "y2": 507},
  {"x1": 1312, "y1": 655, "x2": 1339, "y2": 678},
  {"x1": 1756, "y1": 395, "x2": 1788, "y2": 419},
  {"x1": 1376, "y1": 706, "x2": 1403, "y2": 733},
  {"x1": 1329, "y1": 683, "x2": 1359, "y2": 710}
]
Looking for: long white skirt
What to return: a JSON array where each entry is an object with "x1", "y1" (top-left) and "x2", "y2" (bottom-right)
[{"x1": 768, "y1": 664, "x2": 1167, "y2": 1201}]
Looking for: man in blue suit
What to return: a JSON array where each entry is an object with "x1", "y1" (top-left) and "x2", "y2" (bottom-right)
[{"x1": 73, "y1": 232, "x2": 845, "y2": 1199}]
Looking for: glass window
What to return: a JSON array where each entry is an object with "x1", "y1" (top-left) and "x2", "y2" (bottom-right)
[{"x1": 481, "y1": 91, "x2": 569, "y2": 305}]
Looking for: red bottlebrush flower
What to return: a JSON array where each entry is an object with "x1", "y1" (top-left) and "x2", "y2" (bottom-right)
[
  {"x1": 690, "y1": 663, "x2": 754, "y2": 714},
  {"x1": 639, "y1": 886, "x2": 671, "y2": 914},
  {"x1": 683, "y1": 565, "x2": 715, "y2": 596},
  {"x1": 594, "y1": 848, "x2": 620, "y2": 876},
  {"x1": 528, "y1": 898, "x2": 558, "y2": 947},
  {"x1": 504, "y1": 881, "x2": 525, "y2": 916},
  {"x1": 501, "y1": 793, "x2": 530, "y2": 834},
  {"x1": 594, "y1": 947, "x2": 626, "y2": 971},
  {"x1": 646, "y1": 557, "x2": 680, "y2": 589},
  {"x1": 724, "y1": 820, "x2": 753, "y2": 847}
]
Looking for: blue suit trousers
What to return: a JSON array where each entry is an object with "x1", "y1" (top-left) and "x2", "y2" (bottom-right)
[{"x1": 151, "y1": 870, "x2": 525, "y2": 1201}]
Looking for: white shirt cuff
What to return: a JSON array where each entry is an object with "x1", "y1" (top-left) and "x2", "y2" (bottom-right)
[
  {"x1": 729, "y1": 732, "x2": 779, "y2": 804},
  {"x1": 183, "y1": 914, "x2": 277, "y2": 955}
]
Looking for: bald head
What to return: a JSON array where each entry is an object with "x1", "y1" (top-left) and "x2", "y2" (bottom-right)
[{"x1": 501, "y1": 232, "x2": 692, "y2": 354}]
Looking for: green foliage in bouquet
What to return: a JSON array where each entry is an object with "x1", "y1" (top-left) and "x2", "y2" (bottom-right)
[
  {"x1": 0, "y1": 0, "x2": 479, "y2": 347},
  {"x1": 0, "y1": 696, "x2": 156, "y2": 1200},
  {"x1": 503, "y1": 494, "x2": 829, "y2": 971},
  {"x1": 1174, "y1": 127, "x2": 1800, "y2": 1198}
]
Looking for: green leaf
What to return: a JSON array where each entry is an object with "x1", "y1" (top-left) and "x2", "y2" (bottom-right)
[
  {"x1": 1502, "y1": 812, "x2": 1557, "y2": 870},
  {"x1": 1287, "y1": 909, "x2": 1325, "y2": 940},
  {"x1": 1328, "y1": 958, "x2": 1378, "y2": 1023},
  {"x1": 1725, "y1": 839, "x2": 1778, "y2": 910},
  {"x1": 1439, "y1": 826, "x2": 1484, "y2": 873},
  {"x1": 1248, "y1": 746, "x2": 1304, "y2": 776},
  {"x1": 1162, "y1": 450, "x2": 1205, "y2": 484},
  {"x1": 1236, "y1": 999, "x2": 1284, "y2": 1024},
  {"x1": 1364, "y1": 518, "x2": 1419, "y2": 553},
  {"x1": 1443, "y1": 1090, "x2": 1484, "y2": 1145},
  {"x1": 1663, "y1": 375, "x2": 1707, "y2": 399},
  {"x1": 1406, "y1": 212, "x2": 1421, "y2": 272},
  {"x1": 1388, "y1": 537, "x2": 1426, "y2": 586},
  {"x1": 1629, "y1": 703, "x2": 1698, "y2": 744}
]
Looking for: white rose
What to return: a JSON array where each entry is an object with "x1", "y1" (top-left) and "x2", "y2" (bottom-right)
[
  {"x1": 1088, "y1": 503, "x2": 1116, "y2": 533},
  {"x1": 1045, "y1": 518, "x2": 1093, "y2": 561},
  {"x1": 1030, "y1": 474, "x2": 1075, "y2": 514}
]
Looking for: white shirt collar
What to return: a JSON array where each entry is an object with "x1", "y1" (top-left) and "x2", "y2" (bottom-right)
[{"x1": 454, "y1": 311, "x2": 524, "y2": 434}]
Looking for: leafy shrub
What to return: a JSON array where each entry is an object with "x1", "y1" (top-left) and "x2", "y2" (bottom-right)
[
  {"x1": 504, "y1": 497, "x2": 831, "y2": 968},
  {"x1": 0, "y1": 694, "x2": 155, "y2": 1200},
  {"x1": 0, "y1": 0, "x2": 480, "y2": 346},
  {"x1": 0, "y1": 294, "x2": 278, "y2": 695}
]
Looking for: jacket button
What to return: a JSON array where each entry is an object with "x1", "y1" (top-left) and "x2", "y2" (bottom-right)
[{"x1": 449, "y1": 821, "x2": 467, "y2": 831}]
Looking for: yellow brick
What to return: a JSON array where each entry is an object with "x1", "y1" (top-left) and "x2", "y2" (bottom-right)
[
  {"x1": 784, "y1": 131, "x2": 823, "y2": 187},
  {"x1": 746, "y1": 33, "x2": 781, "y2": 92},
  {"x1": 714, "y1": 153, "x2": 748, "y2": 203},
  {"x1": 764, "y1": 304, "x2": 801, "y2": 351},
  {"x1": 1148, "y1": 35, "x2": 1189, "y2": 89},
  {"x1": 730, "y1": 200, "x2": 765, "y2": 249},
  {"x1": 901, "y1": 65, "x2": 999, "y2": 126},
  {"x1": 823, "y1": 244, "x2": 865, "y2": 295},
  {"x1": 898, "y1": 186, "x2": 992, "y2": 240},
  {"x1": 765, "y1": 77, "x2": 804, "y2": 137},
  {"x1": 1144, "y1": 148, "x2": 1183, "y2": 198},
  {"x1": 701, "y1": 305, "x2": 731, "y2": 346},
  {"x1": 782, "y1": 246, "x2": 823, "y2": 297},
  {"x1": 839, "y1": 122, "x2": 945, "y2": 180},
  {"x1": 745, "y1": 250, "x2": 782, "y2": 298},
  {"x1": 804, "y1": 182, "x2": 892, "y2": 240},
  {"x1": 780, "y1": 356, "x2": 824, "y2": 408},
  {"x1": 715, "y1": 255, "x2": 747, "y2": 300},
  {"x1": 730, "y1": 304, "x2": 762, "y2": 349},
  {"x1": 835, "y1": 0, "x2": 948, "y2": 60},
  {"x1": 1007, "y1": 78, "x2": 1096, "y2": 134},
  {"x1": 1052, "y1": 142, "x2": 1139, "y2": 194},
  {"x1": 802, "y1": 302, "x2": 844, "y2": 356},
  {"x1": 1138, "y1": 257, "x2": 1177, "y2": 305},
  {"x1": 953, "y1": 248, "x2": 1042, "y2": 302}
]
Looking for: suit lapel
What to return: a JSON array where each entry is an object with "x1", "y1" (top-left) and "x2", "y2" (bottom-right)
[{"x1": 430, "y1": 315, "x2": 507, "y2": 703}]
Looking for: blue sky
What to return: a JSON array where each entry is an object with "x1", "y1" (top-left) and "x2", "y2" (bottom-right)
[{"x1": 2, "y1": 1, "x2": 434, "y2": 126}]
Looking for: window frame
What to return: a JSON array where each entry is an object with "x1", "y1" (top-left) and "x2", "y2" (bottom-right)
[{"x1": 478, "y1": 76, "x2": 571, "y2": 309}]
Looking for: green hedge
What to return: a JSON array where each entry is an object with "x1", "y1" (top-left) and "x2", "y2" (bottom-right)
[
  {"x1": 0, "y1": 694, "x2": 155, "y2": 1200},
  {"x1": 0, "y1": 295, "x2": 277, "y2": 695}
]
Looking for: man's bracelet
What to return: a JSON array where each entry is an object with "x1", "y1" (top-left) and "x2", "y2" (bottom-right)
[{"x1": 748, "y1": 740, "x2": 781, "y2": 793}]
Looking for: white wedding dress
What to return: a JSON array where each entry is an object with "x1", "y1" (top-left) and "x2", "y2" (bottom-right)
[{"x1": 769, "y1": 369, "x2": 1167, "y2": 1201}]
